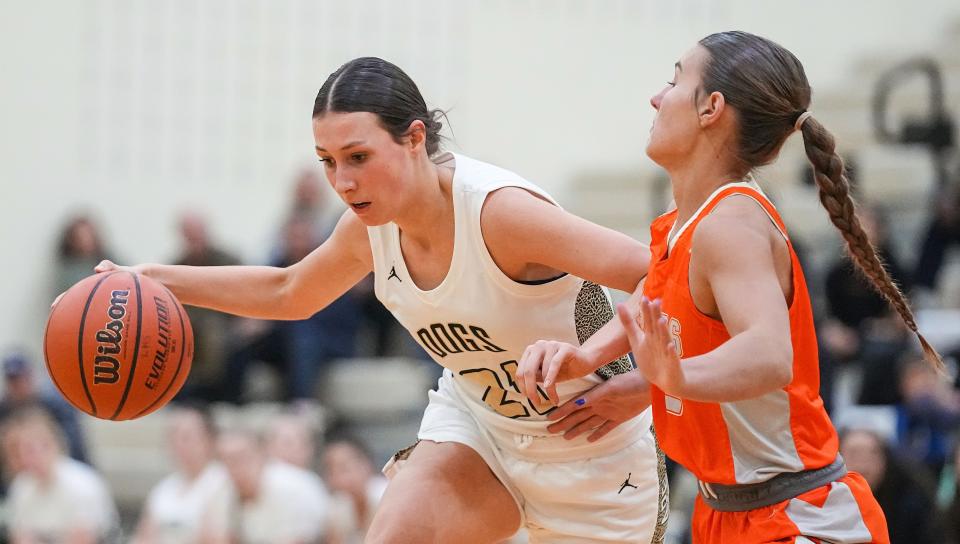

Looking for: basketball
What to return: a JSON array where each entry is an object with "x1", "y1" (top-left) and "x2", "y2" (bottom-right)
[{"x1": 43, "y1": 271, "x2": 194, "y2": 420}]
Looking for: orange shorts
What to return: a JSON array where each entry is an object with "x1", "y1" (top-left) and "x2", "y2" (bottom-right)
[{"x1": 691, "y1": 472, "x2": 888, "y2": 544}]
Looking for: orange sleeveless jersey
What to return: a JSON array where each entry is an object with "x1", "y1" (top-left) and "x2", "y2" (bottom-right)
[{"x1": 643, "y1": 183, "x2": 838, "y2": 485}]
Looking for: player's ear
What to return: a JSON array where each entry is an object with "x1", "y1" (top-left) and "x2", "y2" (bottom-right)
[
  {"x1": 405, "y1": 120, "x2": 427, "y2": 152},
  {"x1": 698, "y1": 91, "x2": 726, "y2": 128}
]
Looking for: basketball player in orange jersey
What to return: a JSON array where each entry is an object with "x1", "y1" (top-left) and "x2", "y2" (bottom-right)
[
  {"x1": 95, "y1": 57, "x2": 669, "y2": 543},
  {"x1": 518, "y1": 31, "x2": 945, "y2": 543}
]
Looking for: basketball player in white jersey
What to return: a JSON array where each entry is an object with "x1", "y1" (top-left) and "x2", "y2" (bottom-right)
[{"x1": 96, "y1": 57, "x2": 667, "y2": 543}]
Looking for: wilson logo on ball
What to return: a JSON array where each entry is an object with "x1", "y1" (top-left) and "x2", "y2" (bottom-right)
[{"x1": 93, "y1": 289, "x2": 129, "y2": 385}]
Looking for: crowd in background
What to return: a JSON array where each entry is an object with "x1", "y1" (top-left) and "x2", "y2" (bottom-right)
[
  {"x1": 0, "y1": 159, "x2": 958, "y2": 543},
  {"x1": 805, "y1": 164, "x2": 960, "y2": 544}
]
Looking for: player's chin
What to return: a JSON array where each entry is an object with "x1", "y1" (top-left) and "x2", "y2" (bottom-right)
[
  {"x1": 644, "y1": 139, "x2": 663, "y2": 163},
  {"x1": 349, "y1": 206, "x2": 389, "y2": 226}
]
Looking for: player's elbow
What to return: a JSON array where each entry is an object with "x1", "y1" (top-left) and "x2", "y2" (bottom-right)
[
  {"x1": 283, "y1": 303, "x2": 317, "y2": 321},
  {"x1": 275, "y1": 267, "x2": 316, "y2": 320},
  {"x1": 767, "y1": 340, "x2": 794, "y2": 389},
  {"x1": 619, "y1": 243, "x2": 651, "y2": 293}
]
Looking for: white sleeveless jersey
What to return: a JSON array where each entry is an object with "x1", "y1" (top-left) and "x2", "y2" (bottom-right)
[{"x1": 368, "y1": 152, "x2": 633, "y2": 430}]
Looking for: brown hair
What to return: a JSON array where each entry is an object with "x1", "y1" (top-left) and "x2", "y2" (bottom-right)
[
  {"x1": 313, "y1": 57, "x2": 446, "y2": 156},
  {"x1": 698, "y1": 31, "x2": 943, "y2": 371}
]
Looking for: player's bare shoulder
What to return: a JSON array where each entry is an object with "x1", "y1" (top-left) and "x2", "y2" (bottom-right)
[
  {"x1": 693, "y1": 195, "x2": 782, "y2": 258},
  {"x1": 480, "y1": 187, "x2": 555, "y2": 248},
  {"x1": 482, "y1": 186, "x2": 554, "y2": 219}
]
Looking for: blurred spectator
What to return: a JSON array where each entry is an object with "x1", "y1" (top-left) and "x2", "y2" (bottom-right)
[
  {"x1": 171, "y1": 211, "x2": 242, "y2": 403},
  {"x1": 841, "y1": 427, "x2": 942, "y2": 544},
  {"x1": 852, "y1": 316, "x2": 915, "y2": 407},
  {"x1": 819, "y1": 204, "x2": 913, "y2": 406},
  {"x1": 321, "y1": 435, "x2": 387, "y2": 544},
  {"x1": 265, "y1": 413, "x2": 317, "y2": 470},
  {"x1": 896, "y1": 355, "x2": 960, "y2": 478},
  {"x1": 270, "y1": 169, "x2": 334, "y2": 264},
  {"x1": 4, "y1": 408, "x2": 118, "y2": 544},
  {"x1": 0, "y1": 351, "x2": 87, "y2": 463},
  {"x1": 914, "y1": 179, "x2": 959, "y2": 291},
  {"x1": 226, "y1": 214, "x2": 361, "y2": 402},
  {"x1": 203, "y1": 429, "x2": 330, "y2": 544},
  {"x1": 0, "y1": 415, "x2": 25, "y2": 540},
  {"x1": 174, "y1": 211, "x2": 241, "y2": 269},
  {"x1": 131, "y1": 404, "x2": 228, "y2": 544},
  {"x1": 54, "y1": 214, "x2": 113, "y2": 295}
]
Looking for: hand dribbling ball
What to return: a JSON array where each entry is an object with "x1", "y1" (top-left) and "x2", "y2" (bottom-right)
[{"x1": 44, "y1": 271, "x2": 193, "y2": 420}]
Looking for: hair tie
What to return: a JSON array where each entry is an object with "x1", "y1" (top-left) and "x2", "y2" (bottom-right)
[{"x1": 794, "y1": 111, "x2": 812, "y2": 131}]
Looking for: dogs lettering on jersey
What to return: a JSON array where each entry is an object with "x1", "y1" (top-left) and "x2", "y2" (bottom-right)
[{"x1": 415, "y1": 323, "x2": 506, "y2": 358}]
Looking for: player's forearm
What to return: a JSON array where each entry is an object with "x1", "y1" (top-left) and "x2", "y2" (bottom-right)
[
  {"x1": 675, "y1": 329, "x2": 793, "y2": 402},
  {"x1": 582, "y1": 279, "x2": 647, "y2": 370},
  {"x1": 581, "y1": 317, "x2": 632, "y2": 370},
  {"x1": 139, "y1": 264, "x2": 299, "y2": 320}
]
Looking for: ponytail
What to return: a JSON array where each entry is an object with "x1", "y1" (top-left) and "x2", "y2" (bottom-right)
[{"x1": 798, "y1": 114, "x2": 944, "y2": 371}]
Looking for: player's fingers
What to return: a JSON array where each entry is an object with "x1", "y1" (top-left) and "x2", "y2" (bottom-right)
[
  {"x1": 586, "y1": 419, "x2": 621, "y2": 443},
  {"x1": 562, "y1": 415, "x2": 605, "y2": 440},
  {"x1": 652, "y1": 315, "x2": 666, "y2": 348},
  {"x1": 538, "y1": 343, "x2": 561, "y2": 379},
  {"x1": 516, "y1": 342, "x2": 546, "y2": 399},
  {"x1": 644, "y1": 300, "x2": 664, "y2": 348},
  {"x1": 526, "y1": 343, "x2": 555, "y2": 404},
  {"x1": 518, "y1": 344, "x2": 532, "y2": 367},
  {"x1": 658, "y1": 315, "x2": 674, "y2": 352},
  {"x1": 543, "y1": 347, "x2": 570, "y2": 406},
  {"x1": 650, "y1": 299, "x2": 667, "y2": 343},
  {"x1": 650, "y1": 297, "x2": 663, "y2": 318},
  {"x1": 666, "y1": 340, "x2": 678, "y2": 360},
  {"x1": 546, "y1": 404, "x2": 593, "y2": 434},
  {"x1": 544, "y1": 381, "x2": 559, "y2": 409},
  {"x1": 640, "y1": 296, "x2": 657, "y2": 335},
  {"x1": 515, "y1": 345, "x2": 535, "y2": 397},
  {"x1": 94, "y1": 260, "x2": 117, "y2": 273},
  {"x1": 546, "y1": 394, "x2": 582, "y2": 422},
  {"x1": 617, "y1": 303, "x2": 643, "y2": 348},
  {"x1": 50, "y1": 292, "x2": 65, "y2": 309}
]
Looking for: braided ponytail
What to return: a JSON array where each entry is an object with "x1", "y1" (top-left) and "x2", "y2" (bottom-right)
[{"x1": 798, "y1": 115, "x2": 944, "y2": 371}]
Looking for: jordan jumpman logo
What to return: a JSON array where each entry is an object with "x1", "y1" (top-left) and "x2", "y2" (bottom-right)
[
  {"x1": 387, "y1": 265, "x2": 402, "y2": 282},
  {"x1": 618, "y1": 473, "x2": 638, "y2": 494}
]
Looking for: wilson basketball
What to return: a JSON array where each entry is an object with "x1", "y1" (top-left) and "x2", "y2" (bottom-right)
[{"x1": 43, "y1": 271, "x2": 193, "y2": 420}]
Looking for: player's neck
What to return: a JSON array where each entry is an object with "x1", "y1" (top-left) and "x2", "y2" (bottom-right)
[
  {"x1": 669, "y1": 152, "x2": 743, "y2": 227},
  {"x1": 394, "y1": 162, "x2": 455, "y2": 250}
]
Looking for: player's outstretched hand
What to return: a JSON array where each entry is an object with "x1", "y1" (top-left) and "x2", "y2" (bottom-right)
[
  {"x1": 94, "y1": 259, "x2": 144, "y2": 275},
  {"x1": 546, "y1": 371, "x2": 651, "y2": 442},
  {"x1": 616, "y1": 297, "x2": 685, "y2": 397},
  {"x1": 51, "y1": 260, "x2": 143, "y2": 309},
  {"x1": 516, "y1": 340, "x2": 596, "y2": 408}
]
